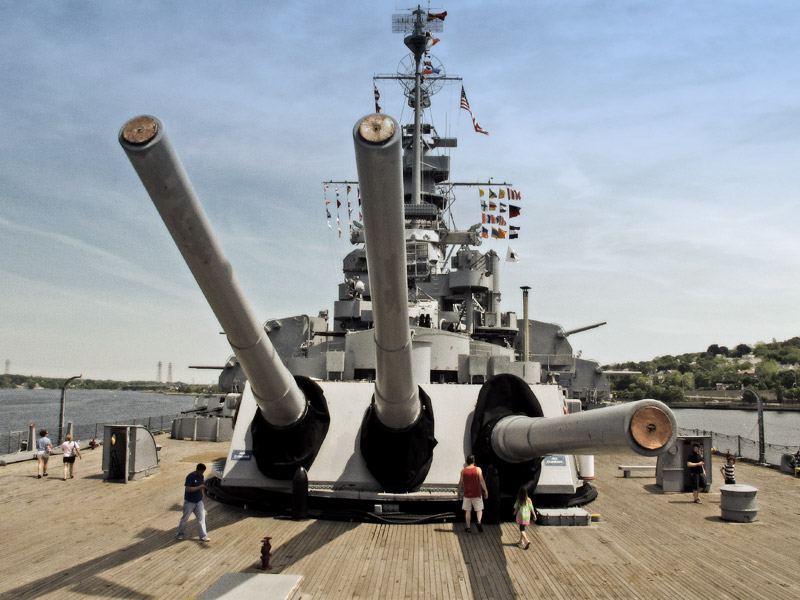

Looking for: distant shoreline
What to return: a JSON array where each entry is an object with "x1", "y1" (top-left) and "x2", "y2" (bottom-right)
[{"x1": 665, "y1": 401, "x2": 800, "y2": 412}]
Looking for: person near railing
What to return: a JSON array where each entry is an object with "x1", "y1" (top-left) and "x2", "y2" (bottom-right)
[
  {"x1": 35, "y1": 429, "x2": 52, "y2": 478},
  {"x1": 720, "y1": 456, "x2": 736, "y2": 485}
]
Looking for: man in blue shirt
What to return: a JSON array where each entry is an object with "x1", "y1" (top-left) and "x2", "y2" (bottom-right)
[
  {"x1": 176, "y1": 463, "x2": 209, "y2": 541},
  {"x1": 36, "y1": 429, "x2": 53, "y2": 478}
]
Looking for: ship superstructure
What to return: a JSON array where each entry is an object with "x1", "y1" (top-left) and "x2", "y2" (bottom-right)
[{"x1": 273, "y1": 7, "x2": 535, "y2": 388}]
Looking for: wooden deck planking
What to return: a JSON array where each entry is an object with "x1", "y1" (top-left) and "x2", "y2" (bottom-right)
[{"x1": 2, "y1": 434, "x2": 800, "y2": 599}]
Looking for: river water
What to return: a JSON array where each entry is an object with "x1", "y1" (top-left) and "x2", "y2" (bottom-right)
[
  {"x1": 672, "y1": 407, "x2": 799, "y2": 465},
  {"x1": 672, "y1": 408, "x2": 799, "y2": 448},
  {"x1": 0, "y1": 389, "x2": 196, "y2": 451}
]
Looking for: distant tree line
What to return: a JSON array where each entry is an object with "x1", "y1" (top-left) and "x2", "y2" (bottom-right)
[
  {"x1": 606, "y1": 337, "x2": 800, "y2": 404},
  {"x1": 0, "y1": 374, "x2": 215, "y2": 395}
]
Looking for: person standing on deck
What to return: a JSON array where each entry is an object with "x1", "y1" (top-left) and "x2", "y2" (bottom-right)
[
  {"x1": 36, "y1": 429, "x2": 52, "y2": 478},
  {"x1": 176, "y1": 463, "x2": 209, "y2": 541},
  {"x1": 687, "y1": 443, "x2": 707, "y2": 503},
  {"x1": 513, "y1": 486, "x2": 536, "y2": 549},
  {"x1": 60, "y1": 434, "x2": 82, "y2": 480},
  {"x1": 458, "y1": 455, "x2": 488, "y2": 532},
  {"x1": 720, "y1": 456, "x2": 736, "y2": 485}
]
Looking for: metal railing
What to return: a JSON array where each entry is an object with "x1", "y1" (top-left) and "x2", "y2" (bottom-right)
[
  {"x1": 677, "y1": 427, "x2": 798, "y2": 467},
  {"x1": 5, "y1": 430, "x2": 29, "y2": 454},
  {"x1": 1, "y1": 413, "x2": 182, "y2": 455}
]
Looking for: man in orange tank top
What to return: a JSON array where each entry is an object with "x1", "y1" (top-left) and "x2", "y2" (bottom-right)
[{"x1": 458, "y1": 454, "x2": 488, "y2": 532}]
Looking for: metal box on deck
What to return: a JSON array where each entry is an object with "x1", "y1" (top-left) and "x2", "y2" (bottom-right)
[
  {"x1": 656, "y1": 435, "x2": 711, "y2": 492},
  {"x1": 102, "y1": 424, "x2": 159, "y2": 482},
  {"x1": 536, "y1": 507, "x2": 591, "y2": 526}
]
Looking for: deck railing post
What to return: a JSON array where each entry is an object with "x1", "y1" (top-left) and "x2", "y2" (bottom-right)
[{"x1": 28, "y1": 424, "x2": 35, "y2": 454}]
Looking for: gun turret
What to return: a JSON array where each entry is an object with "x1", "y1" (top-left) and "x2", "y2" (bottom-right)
[
  {"x1": 352, "y1": 114, "x2": 437, "y2": 492},
  {"x1": 557, "y1": 321, "x2": 607, "y2": 338},
  {"x1": 119, "y1": 116, "x2": 329, "y2": 479}
]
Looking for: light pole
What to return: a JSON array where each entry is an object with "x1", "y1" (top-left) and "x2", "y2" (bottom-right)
[
  {"x1": 743, "y1": 387, "x2": 766, "y2": 465},
  {"x1": 58, "y1": 375, "x2": 82, "y2": 444}
]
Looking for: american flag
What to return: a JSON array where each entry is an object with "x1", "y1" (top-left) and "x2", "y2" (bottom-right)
[{"x1": 460, "y1": 86, "x2": 488, "y2": 135}]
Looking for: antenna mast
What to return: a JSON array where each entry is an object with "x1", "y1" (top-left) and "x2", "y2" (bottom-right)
[{"x1": 392, "y1": 6, "x2": 444, "y2": 206}]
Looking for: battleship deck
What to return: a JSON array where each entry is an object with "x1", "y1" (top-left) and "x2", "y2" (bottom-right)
[{"x1": 1, "y1": 434, "x2": 798, "y2": 599}]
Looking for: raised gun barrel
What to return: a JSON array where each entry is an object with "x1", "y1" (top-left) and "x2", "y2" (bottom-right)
[
  {"x1": 118, "y1": 116, "x2": 306, "y2": 428},
  {"x1": 557, "y1": 321, "x2": 607, "y2": 338},
  {"x1": 491, "y1": 399, "x2": 676, "y2": 462},
  {"x1": 352, "y1": 114, "x2": 420, "y2": 428},
  {"x1": 352, "y1": 114, "x2": 436, "y2": 492}
]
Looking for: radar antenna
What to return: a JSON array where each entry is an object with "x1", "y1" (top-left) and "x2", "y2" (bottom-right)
[{"x1": 389, "y1": 6, "x2": 447, "y2": 205}]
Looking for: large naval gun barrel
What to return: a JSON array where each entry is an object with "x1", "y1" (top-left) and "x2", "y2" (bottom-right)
[
  {"x1": 353, "y1": 114, "x2": 419, "y2": 428},
  {"x1": 352, "y1": 114, "x2": 437, "y2": 492},
  {"x1": 119, "y1": 116, "x2": 329, "y2": 478},
  {"x1": 557, "y1": 321, "x2": 607, "y2": 338},
  {"x1": 491, "y1": 399, "x2": 676, "y2": 462},
  {"x1": 471, "y1": 375, "x2": 676, "y2": 495}
]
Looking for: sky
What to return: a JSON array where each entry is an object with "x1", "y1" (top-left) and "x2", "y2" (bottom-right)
[{"x1": 1, "y1": 0, "x2": 798, "y2": 382}]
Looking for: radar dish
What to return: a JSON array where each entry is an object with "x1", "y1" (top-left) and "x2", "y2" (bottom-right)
[{"x1": 397, "y1": 54, "x2": 446, "y2": 98}]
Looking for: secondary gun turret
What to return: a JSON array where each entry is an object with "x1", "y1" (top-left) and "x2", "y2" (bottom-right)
[{"x1": 119, "y1": 116, "x2": 329, "y2": 479}]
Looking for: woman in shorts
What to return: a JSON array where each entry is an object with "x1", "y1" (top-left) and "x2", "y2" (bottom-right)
[
  {"x1": 61, "y1": 434, "x2": 82, "y2": 480},
  {"x1": 36, "y1": 429, "x2": 52, "y2": 478}
]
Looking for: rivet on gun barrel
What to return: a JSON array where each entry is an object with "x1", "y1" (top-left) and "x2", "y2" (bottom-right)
[{"x1": 119, "y1": 116, "x2": 329, "y2": 479}]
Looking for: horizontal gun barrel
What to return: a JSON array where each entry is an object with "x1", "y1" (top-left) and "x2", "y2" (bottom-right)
[
  {"x1": 599, "y1": 370, "x2": 642, "y2": 376},
  {"x1": 118, "y1": 116, "x2": 306, "y2": 427},
  {"x1": 491, "y1": 399, "x2": 676, "y2": 462},
  {"x1": 352, "y1": 114, "x2": 420, "y2": 429}
]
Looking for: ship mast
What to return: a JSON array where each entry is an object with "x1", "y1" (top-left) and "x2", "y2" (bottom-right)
[{"x1": 403, "y1": 6, "x2": 429, "y2": 206}]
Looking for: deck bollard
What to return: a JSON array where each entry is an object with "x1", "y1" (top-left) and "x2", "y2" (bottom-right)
[
  {"x1": 720, "y1": 484, "x2": 758, "y2": 522},
  {"x1": 292, "y1": 467, "x2": 309, "y2": 520}
]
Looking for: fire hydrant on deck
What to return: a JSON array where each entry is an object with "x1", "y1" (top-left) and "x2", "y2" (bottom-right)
[{"x1": 259, "y1": 536, "x2": 272, "y2": 570}]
